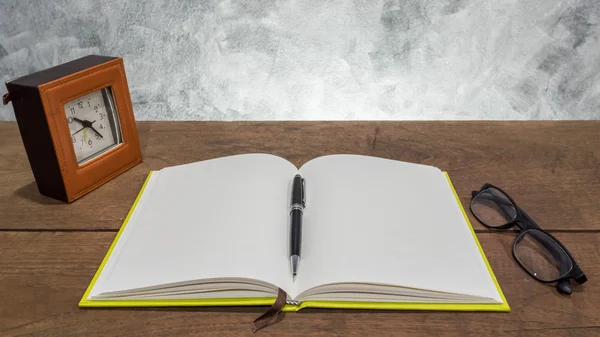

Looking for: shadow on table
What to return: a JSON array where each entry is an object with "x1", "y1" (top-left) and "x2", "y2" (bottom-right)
[
  {"x1": 81, "y1": 306, "x2": 438, "y2": 315},
  {"x1": 83, "y1": 306, "x2": 290, "y2": 329},
  {"x1": 14, "y1": 182, "x2": 64, "y2": 205},
  {"x1": 82, "y1": 306, "x2": 284, "y2": 314}
]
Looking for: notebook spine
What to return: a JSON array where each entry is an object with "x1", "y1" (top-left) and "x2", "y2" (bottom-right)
[{"x1": 286, "y1": 300, "x2": 301, "y2": 306}]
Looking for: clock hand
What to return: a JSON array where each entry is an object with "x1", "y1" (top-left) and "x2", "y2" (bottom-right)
[
  {"x1": 72, "y1": 127, "x2": 85, "y2": 136},
  {"x1": 72, "y1": 119, "x2": 102, "y2": 140},
  {"x1": 74, "y1": 118, "x2": 96, "y2": 128},
  {"x1": 89, "y1": 125, "x2": 103, "y2": 138},
  {"x1": 86, "y1": 120, "x2": 103, "y2": 138}
]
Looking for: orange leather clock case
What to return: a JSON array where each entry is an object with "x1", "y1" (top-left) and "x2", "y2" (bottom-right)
[{"x1": 4, "y1": 55, "x2": 142, "y2": 203}]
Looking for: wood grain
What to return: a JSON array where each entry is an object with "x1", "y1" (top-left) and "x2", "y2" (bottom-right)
[
  {"x1": 1, "y1": 121, "x2": 598, "y2": 231},
  {"x1": 0, "y1": 231, "x2": 598, "y2": 337},
  {"x1": 1, "y1": 121, "x2": 599, "y2": 337}
]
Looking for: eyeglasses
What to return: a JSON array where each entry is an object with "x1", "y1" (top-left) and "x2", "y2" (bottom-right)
[{"x1": 470, "y1": 183, "x2": 587, "y2": 295}]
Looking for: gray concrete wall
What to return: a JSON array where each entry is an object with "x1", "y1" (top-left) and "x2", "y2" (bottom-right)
[{"x1": 1, "y1": 0, "x2": 598, "y2": 120}]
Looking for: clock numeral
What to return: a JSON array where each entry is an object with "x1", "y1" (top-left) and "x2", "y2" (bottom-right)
[
  {"x1": 99, "y1": 124, "x2": 104, "y2": 129},
  {"x1": 95, "y1": 133, "x2": 101, "y2": 140},
  {"x1": 88, "y1": 139, "x2": 93, "y2": 146},
  {"x1": 72, "y1": 136, "x2": 76, "y2": 143},
  {"x1": 78, "y1": 102, "x2": 83, "y2": 109},
  {"x1": 68, "y1": 117, "x2": 73, "y2": 124},
  {"x1": 69, "y1": 107, "x2": 75, "y2": 115},
  {"x1": 99, "y1": 113, "x2": 104, "y2": 120},
  {"x1": 87, "y1": 101, "x2": 91, "y2": 108},
  {"x1": 94, "y1": 105, "x2": 98, "y2": 111}
]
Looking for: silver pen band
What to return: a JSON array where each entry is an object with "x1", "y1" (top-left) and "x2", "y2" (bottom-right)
[{"x1": 290, "y1": 203, "x2": 304, "y2": 214}]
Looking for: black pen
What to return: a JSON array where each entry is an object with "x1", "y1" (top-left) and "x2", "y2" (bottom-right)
[{"x1": 290, "y1": 174, "x2": 305, "y2": 280}]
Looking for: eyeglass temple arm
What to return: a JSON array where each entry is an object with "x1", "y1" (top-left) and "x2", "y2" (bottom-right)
[
  {"x1": 518, "y1": 207, "x2": 540, "y2": 230},
  {"x1": 557, "y1": 279, "x2": 573, "y2": 294}
]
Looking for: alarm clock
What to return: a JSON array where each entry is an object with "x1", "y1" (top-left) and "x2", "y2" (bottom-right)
[{"x1": 3, "y1": 55, "x2": 142, "y2": 203}]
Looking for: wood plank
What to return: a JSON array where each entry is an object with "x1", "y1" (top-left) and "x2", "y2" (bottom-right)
[
  {"x1": 1, "y1": 121, "x2": 599, "y2": 230},
  {"x1": 0, "y1": 231, "x2": 598, "y2": 337}
]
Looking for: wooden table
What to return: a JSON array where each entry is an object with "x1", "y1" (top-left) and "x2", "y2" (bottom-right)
[{"x1": 1, "y1": 121, "x2": 599, "y2": 336}]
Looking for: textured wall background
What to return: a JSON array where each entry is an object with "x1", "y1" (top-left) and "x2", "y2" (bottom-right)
[{"x1": 1, "y1": 0, "x2": 599, "y2": 121}]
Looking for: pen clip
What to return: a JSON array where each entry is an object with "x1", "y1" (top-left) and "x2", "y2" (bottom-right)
[{"x1": 301, "y1": 178, "x2": 306, "y2": 208}]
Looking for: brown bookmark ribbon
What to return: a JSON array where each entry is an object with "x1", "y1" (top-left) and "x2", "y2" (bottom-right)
[
  {"x1": 2, "y1": 93, "x2": 10, "y2": 105},
  {"x1": 252, "y1": 288, "x2": 287, "y2": 332}
]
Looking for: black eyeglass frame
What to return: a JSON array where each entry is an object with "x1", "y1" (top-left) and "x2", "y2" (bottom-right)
[{"x1": 470, "y1": 183, "x2": 587, "y2": 294}]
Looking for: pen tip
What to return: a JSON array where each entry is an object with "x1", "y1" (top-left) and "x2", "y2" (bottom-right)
[{"x1": 290, "y1": 255, "x2": 299, "y2": 281}]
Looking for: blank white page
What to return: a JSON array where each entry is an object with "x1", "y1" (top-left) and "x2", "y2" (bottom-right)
[
  {"x1": 294, "y1": 155, "x2": 500, "y2": 302},
  {"x1": 89, "y1": 154, "x2": 297, "y2": 298}
]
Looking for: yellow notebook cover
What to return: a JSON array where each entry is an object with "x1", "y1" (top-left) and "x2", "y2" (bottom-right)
[{"x1": 79, "y1": 171, "x2": 510, "y2": 312}]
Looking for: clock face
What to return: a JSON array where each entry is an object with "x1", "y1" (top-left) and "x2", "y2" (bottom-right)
[{"x1": 64, "y1": 87, "x2": 123, "y2": 164}]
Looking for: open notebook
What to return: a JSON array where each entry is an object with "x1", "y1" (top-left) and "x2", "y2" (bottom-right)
[{"x1": 80, "y1": 154, "x2": 509, "y2": 312}]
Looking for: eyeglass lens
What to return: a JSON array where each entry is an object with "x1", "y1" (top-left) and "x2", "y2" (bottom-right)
[
  {"x1": 471, "y1": 188, "x2": 517, "y2": 227},
  {"x1": 514, "y1": 229, "x2": 573, "y2": 282}
]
